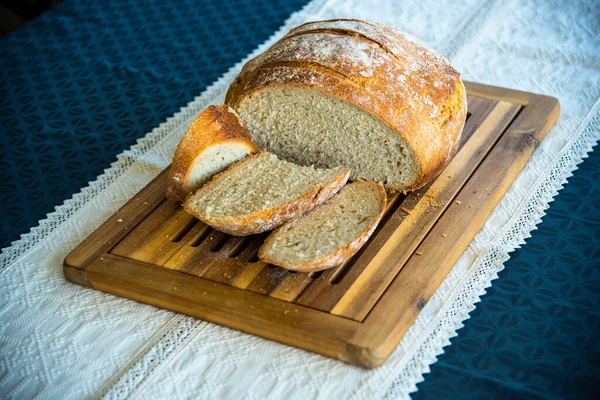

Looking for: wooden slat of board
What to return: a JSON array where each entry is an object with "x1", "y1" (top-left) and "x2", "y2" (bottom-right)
[
  {"x1": 246, "y1": 265, "x2": 291, "y2": 295},
  {"x1": 192, "y1": 235, "x2": 266, "y2": 288},
  {"x1": 85, "y1": 253, "x2": 361, "y2": 364},
  {"x1": 464, "y1": 81, "x2": 534, "y2": 106},
  {"x1": 297, "y1": 99, "x2": 521, "y2": 315},
  {"x1": 169, "y1": 231, "x2": 269, "y2": 289},
  {"x1": 161, "y1": 225, "x2": 217, "y2": 276},
  {"x1": 347, "y1": 94, "x2": 560, "y2": 368},
  {"x1": 63, "y1": 169, "x2": 170, "y2": 286},
  {"x1": 211, "y1": 233, "x2": 271, "y2": 289},
  {"x1": 269, "y1": 272, "x2": 315, "y2": 301},
  {"x1": 200, "y1": 232, "x2": 255, "y2": 280},
  {"x1": 111, "y1": 200, "x2": 199, "y2": 265},
  {"x1": 459, "y1": 96, "x2": 498, "y2": 144}
]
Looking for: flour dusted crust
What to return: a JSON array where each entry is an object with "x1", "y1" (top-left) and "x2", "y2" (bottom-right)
[
  {"x1": 182, "y1": 152, "x2": 351, "y2": 236},
  {"x1": 258, "y1": 182, "x2": 387, "y2": 272},
  {"x1": 166, "y1": 105, "x2": 258, "y2": 201},
  {"x1": 225, "y1": 19, "x2": 467, "y2": 191}
]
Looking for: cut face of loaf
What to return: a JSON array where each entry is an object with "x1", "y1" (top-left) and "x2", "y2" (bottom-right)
[
  {"x1": 166, "y1": 105, "x2": 258, "y2": 202},
  {"x1": 183, "y1": 151, "x2": 350, "y2": 236},
  {"x1": 226, "y1": 19, "x2": 467, "y2": 191},
  {"x1": 258, "y1": 181, "x2": 387, "y2": 272},
  {"x1": 236, "y1": 87, "x2": 418, "y2": 189}
]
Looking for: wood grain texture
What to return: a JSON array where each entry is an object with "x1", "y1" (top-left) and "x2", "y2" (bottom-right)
[
  {"x1": 63, "y1": 82, "x2": 559, "y2": 368},
  {"x1": 63, "y1": 168, "x2": 169, "y2": 272},
  {"x1": 463, "y1": 81, "x2": 534, "y2": 106},
  {"x1": 87, "y1": 254, "x2": 360, "y2": 363}
]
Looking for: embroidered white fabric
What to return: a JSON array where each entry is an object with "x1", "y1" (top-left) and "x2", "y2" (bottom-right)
[{"x1": 1, "y1": 0, "x2": 598, "y2": 398}]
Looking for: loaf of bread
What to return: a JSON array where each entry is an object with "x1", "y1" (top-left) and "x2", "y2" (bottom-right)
[
  {"x1": 166, "y1": 105, "x2": 258, "y2": 201},
  {"x1": 226, "y1": 19, "x2": 467, "y2": 191},
  {"x1": 183, "y1": 151, "x2": 350, "y2": 236},
  {"x1": 259, "y1": 181, "x2": 386, "y2": 272}
]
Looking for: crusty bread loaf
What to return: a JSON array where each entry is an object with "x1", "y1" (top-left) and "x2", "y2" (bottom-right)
[
  {"x1": 259, "y1": 181, "x2": 386, "y2": 272},
  {"x1": 183, "y1": 151, "x2": 350, "y2": 236},
  {"x1": 225, "y1": 19, "x2": 467, "y2": 191},
  {"x1": 166, "y1": 104, "x2": 258, "y2": 201}
]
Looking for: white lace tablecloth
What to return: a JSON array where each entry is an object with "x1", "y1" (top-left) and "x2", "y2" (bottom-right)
[{"x1": 1, "y1": 0, "x2": 599, "y2": 398}]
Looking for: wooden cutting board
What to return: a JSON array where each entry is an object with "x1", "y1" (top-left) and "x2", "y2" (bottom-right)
[{"x1": 64, "y1": 82, "x2": 559, "y2": 368}]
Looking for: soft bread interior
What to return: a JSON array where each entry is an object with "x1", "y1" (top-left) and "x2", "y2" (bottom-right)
[
  {"x1": 236, "y1": 87, "x2": 418, "y2": 189},
  {"x1": 260, "y1": 182, "x2": 385, "y2": 268},
  {"x1": 186, "y1": 152, "x2": 347, "y2": 219},
  {"x1": 186, "y1": 142, "x2": 254, "y2": 193}
]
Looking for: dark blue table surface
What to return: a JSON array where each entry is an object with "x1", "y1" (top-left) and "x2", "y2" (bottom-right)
[{"x1": 1, "y1": 1, "x2": 598, "y2": 398}]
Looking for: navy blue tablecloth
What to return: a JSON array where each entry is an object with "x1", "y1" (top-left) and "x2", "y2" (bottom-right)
[{"x1": 1, "y1": 1, "x2": 598, "y2": 398}]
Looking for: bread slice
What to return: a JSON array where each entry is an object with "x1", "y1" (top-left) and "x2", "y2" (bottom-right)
[
  {"x1": 166, "y1": 104, "x2": 258, "y2": 201},
  {"x1": 183, "y1": 151, "x2": 350, "y2": 236},
  {"x1": 258, "y1": 181, "x2": 386, "y2": 272}
]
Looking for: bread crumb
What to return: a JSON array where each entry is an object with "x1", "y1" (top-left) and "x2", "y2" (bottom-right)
[
  {"x1": 441, "y1": 233, "x2": 446, "y2": 237},
  {"x1": 117, "y1": 218, "x2": 123, "y2": 223},
  {"x1": 415, "y1": 251, "x2": 423, "y2": 256},
  {"x1": 456, "y1": 200, "x2": 461, "y2": 204}
]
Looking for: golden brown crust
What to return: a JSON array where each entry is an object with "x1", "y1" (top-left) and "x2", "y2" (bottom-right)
[
  {"x1": 225, "y1": 19, "x2": 467, "y2": 191},
  {"x1": 182, "y1": 151, "x2": 351, "y2": 236},
  {"x1": 166, "y1": 104, "x2": 258, "y2": 201},
  {"x1": 258, "y1": 182, "x2": 387, "y2": 272}
]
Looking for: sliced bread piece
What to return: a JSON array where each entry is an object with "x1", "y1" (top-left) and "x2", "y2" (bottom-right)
[
  {"x1": 166, "y1": 104, "x2": 258, "y2": 202},
  {"x1": 183, "y1": 151, "x2": 350, "y2": 236},
  {"x1": 258, "y1": 181, "x2": 386, "y2": 272}
]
